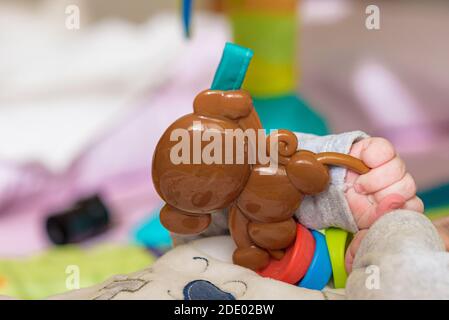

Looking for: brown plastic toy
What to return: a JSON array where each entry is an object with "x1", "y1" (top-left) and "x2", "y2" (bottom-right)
[{"x1": 152, "y1": 89, "x2": 369, "y2": 271}]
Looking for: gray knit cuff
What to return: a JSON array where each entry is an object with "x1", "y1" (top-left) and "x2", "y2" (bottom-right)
[{"x1": 294, "y1": 131, "x2": 369, "y2": 233}]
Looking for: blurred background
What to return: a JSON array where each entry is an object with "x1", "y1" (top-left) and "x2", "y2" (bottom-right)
[{"x1": 0, "y1": 0, "x2": 448, "y2": 299}]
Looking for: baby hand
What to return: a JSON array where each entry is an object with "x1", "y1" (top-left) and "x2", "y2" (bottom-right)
[{"x1": 345, "y1": 137, "x2": 424, "y2": 230}]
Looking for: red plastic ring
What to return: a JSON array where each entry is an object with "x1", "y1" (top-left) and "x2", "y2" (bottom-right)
[{"x1": 258, "y1": 223, "x2": 315, "y2": 284}]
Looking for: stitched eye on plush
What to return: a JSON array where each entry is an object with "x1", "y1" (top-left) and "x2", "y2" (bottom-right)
[
  {"x1": 220, "y1": 280, "x2": 248, "y2": 299},
  {"x1": 192, "y1": 256, "x2": 209, "y2": 273}
]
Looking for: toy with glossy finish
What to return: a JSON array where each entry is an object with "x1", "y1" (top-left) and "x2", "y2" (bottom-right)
[
  {"x1": 298, "y1": 230, "x2": 332, "y2": 290},
  {"x1": 152, "y1": 43, "x2": 369, "y2": 272},
  {"x1": 257, "y1": 223, "x2": 315, "y2": 284},
  {"x1": 153, "y1": 93, "x2": 367, "y2": 271},
  {"x1": 325, "y1": 228, "x2": 352, "y2": 289}
]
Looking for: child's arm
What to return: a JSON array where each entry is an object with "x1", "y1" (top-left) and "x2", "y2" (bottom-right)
[
  {"x1": 293, "y1": 131, "x2": 369, "y2": 233},
  {"x1": 295, "y1": 131, "x2": 423, "y2": 233},
  {"x1": 345, "y1": 210, "x2": 449, "y2": 299}
]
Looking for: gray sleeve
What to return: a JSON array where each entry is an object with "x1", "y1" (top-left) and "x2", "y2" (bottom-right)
[
  {"x1": 346, "y1": 209, "x2": 449, "y2": 299},
  {"x1": 294, "y1": 131, "x2": 369, "y2": 233}
]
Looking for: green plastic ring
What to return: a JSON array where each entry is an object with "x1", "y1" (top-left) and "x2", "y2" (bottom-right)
[{"x1": 325, "y1": 228, "x2": 352, "y2": 289}]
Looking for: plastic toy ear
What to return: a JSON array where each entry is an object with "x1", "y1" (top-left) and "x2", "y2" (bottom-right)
[
  {"x1": 193, "y1": 89, "x2": 254, "y2": 121},
  {"x1": 193, "y1": 89, "x2": 263, "y2": 157}
]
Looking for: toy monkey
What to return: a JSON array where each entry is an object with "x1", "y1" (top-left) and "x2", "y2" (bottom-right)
[
  {"x1": 152, "y1": 89, "x2": 261, "y2": 234},
  {"x1": 152, "y1": 89, "x2": 369, "y2": 271}
]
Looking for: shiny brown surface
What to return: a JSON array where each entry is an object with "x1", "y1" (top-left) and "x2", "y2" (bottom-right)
[
  {"x1": 152, "y1": 113, "x2": 250, "y2": 213},
  {"x1": 248, "y1": 218, "x2": 296, "y2": 250},
  {"x1": 152, "y1": 89, "x2": 261, "y2": 236},
  {"x1": 152, "y1": 89, "x2": 262, "y2": 214},
  {"x1": 286, "y1": 150, "x2": 330, "y2": 195},
  {"x1": 268, "y1": 249, "x2": 285, "y2": 260},
  {"x1": 232, "y1": 246, "x2": 270, "y2": 271},
  {"x1": 228, "y1": 204, "x2": 254, "y2": 248},
  {"x1": 193, "y1": 90, "x2": 254, "y2": 121},
  {"x1": 315, "y1": 152, "x2": 370, "y2": 174},
  {"x1": 237, "y1": 165, "x2": 303, "y2": 223},
  {"x1": 160, "y1": 204, "x2": 211, "y2": 235},
  {"x1": 267, "y1": 129, "x2": 298, "y2": 158}
]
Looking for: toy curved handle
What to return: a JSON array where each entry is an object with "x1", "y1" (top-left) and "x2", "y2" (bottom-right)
[
  {"x1": 211, "y1": 43, "x2": 254, "y2": 91},
  {"x1": 315, "y1": 152, "x2": 370, "y2": 175}
]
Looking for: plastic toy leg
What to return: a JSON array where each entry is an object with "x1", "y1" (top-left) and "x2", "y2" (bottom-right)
[
  {"x1": 267, "y1": 249, "x2": 285, "y2": 260},
  {"x1": 247, "y1": 218, "x2": 296, "y2": 251},
  {"x1": 229, "y1": 205, "x2": 270, "y2": 270},
  {"x1": 159, "y1": 204, "x2": 211, "y2": 235}
]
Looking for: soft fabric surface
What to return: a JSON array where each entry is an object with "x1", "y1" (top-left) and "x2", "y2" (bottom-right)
[
  {"x1": 347, "y1": 210, "x2": 449, "y2": 299},
  {"x1": 49, "y1": 236, "x2": 344, "y2": 300}
]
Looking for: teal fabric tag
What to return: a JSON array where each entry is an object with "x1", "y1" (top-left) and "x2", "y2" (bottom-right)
[{"x1": 211, "y1": 42, "x2": 253, "y2": 91}]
